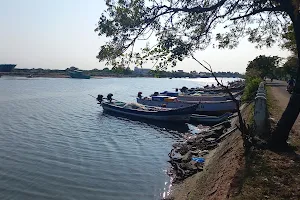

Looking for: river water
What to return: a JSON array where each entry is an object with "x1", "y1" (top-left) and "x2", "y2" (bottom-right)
[{"x1": 0, "y1": 77, "x2": 239, "y2": 200}]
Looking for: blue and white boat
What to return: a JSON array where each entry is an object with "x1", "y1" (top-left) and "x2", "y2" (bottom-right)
[
  {"x1": 152, "y1": 90, "x2": 242, "y2": 101},
  {"x1": 100, "y1": 100, "x2": 198, "y2": 122},
  {"x1": 137, "y1": 96, "x2": 237, "y2": 113}
]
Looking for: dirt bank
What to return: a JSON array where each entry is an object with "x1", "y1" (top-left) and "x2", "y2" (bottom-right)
[
  {"x1": 230, "y1": 81, "x2": 300, "y2": 200},
  {"x1": 169, "y1": 106, "x2": 251, "y2": 200},
  {"x1": 267, "y1": 80, "x2": 300, "y2": 145}
]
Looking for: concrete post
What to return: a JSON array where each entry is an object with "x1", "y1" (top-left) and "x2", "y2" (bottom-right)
[{"x1": 254, "y1": 82, "x2": 268, "y2": 136}]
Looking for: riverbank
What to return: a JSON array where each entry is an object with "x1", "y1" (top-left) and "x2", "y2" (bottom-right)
[
  {"x1": 167, "y1": 104, "x2": 252, "y2": 200},
  {"x1": 0, "y1": 73, "x2": 69, "y2": 78},
  {"x1": 228, "y1": 80, "x2": 300, "y2": 200},
  {"x1": 0, "y1": 73, "x2": 164, "y2": 79}
]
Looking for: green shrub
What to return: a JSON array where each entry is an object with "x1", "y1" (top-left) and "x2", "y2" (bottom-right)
[{"x1": 242, "y1": 77, "x2": 262, "y2": 102}]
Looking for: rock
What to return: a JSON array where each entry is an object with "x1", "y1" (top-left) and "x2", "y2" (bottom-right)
[
  {"x1": 177, "y1": 144, "x2": 189, "y2": 155},
  {"x1": 172, "y1": 143, "x2": 181, "y2": 148},
  {"x1": 205, "y1": 137, "x2": 216, "y2": 142},
  {"x1": 187, "y1": 137, "x2": 196, "y2": 144},
  {"x1": 181, "y1": 151, "x2": 192, "y2": 163},
  {"x1": 180, "y1": 162, "x2": 198, "y2": 170},
  {"x1": 211, "y1": 126, "x2": 225, "y2": 135},
  {"x1": 191, "y1": 146, "x2": 198, "y2": 151},
  {"x1": 190, "y1": 150, "x2": 200, "y2": 155},
  {"x1": 198, "y1": 150, "x2": 209, "y2": 157}
]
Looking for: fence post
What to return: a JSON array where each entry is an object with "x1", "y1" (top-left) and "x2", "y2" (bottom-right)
[{"x1": 254, "y1": 82, "x2": 268, "y2": 136}]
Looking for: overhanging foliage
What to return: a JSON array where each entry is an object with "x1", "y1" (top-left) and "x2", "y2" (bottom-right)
[{"x1": 95, "y1": 0, "x2": 292, "y2": 69}]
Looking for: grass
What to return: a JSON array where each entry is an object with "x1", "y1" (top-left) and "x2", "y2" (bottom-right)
[
  {"x1": 265, "y1": 86, "x2": 283, "y2": 119},
  {"x1": 242, "y1": 78, "x2": 262, "y2": 102},
  {"x1": 247, "y1": 103, "x2": 254, "y2": 125}
]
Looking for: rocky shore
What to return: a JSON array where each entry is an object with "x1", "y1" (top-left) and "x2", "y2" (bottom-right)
[
  {"x1": 167, "y1": 120, "x2": 236, "y2": 183},
  {"x1": 165, "y1": 105, "x2": 250, "y2": 200}
]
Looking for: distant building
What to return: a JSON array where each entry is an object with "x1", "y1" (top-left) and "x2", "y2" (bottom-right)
[
  {"x1": 134, "y1": 67, "x2": 151, "y2": 75},
  {"x1": 177, "y1": 70, "x2": 184, "y2": 73}
]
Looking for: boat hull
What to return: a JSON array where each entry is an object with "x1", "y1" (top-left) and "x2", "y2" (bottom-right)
[
  {"x1": 0, "y1": 64, "x2": 16, "y2": 72},
  {"x1": 137, "y1": 98, "x2": 237, "y2": 112},
  {"x1": 177, "y1": 91, "x2": 242, "y2": 102},
  {"x1": 69, "y1": 71, "x2": 90, "y2": 79},
  {"x1": 101, "y1": 102, "x2": 197, "y2": 122},
  {"x1": 190, "y1": 112, "x2": 232, "y2": 124}
]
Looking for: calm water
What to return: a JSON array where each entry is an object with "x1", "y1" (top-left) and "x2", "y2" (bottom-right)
[{"x1": 0, "y1": 77, "x2": 239, "y2": 200}]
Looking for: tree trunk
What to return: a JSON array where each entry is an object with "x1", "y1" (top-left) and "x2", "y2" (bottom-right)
[{"x1": 271, "y1": 8, "x2": 300, "y2": 147}]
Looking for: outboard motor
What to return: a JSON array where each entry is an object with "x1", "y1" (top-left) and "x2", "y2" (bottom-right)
[
  {"x1": 137, "y1": 92, "x2": 143, "y2": 99},
  {"x1": 107, "y1": 93, "x2": 113, "y2": 103},
  {"x1": 180, "y1": 86, "x2": 188, "y2": 93},
  {"x1": 96, "y1": 95, "x2": 103, "y2": 103}
]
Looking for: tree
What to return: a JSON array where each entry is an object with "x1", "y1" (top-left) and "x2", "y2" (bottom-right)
[
  {"x1": 124, "y1": 67, "x2": 133, "y2": 75},
  {"x1": 282, "y1": 24, "x2": 297, "y2": 54},
  {"x1": 246, "y1": 55, "x2": 281, "y2": 79},
  {"x1": 102, "y1": 67, "x2": 110, "y2": 72},
  {"x1": 281, "y1": 24, "x2": 299, "y2": 79},
  {"x1": 283, "y1": 56, "x2": 298, "y2": 78},
  {"x1": 95, "y1": 0, "x2": 300, "y2": 148},
  {"x1": 273, "y1": 67, "x2": 286, "y2": 79}
]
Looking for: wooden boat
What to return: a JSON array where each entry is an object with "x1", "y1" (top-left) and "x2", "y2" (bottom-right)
[
  {"x1": 197, "y1": 85, "x2": 244, "y2": 93},
  {"x1": 100, "y1": 100, "x2": 198, "y2": 122},
  {"x1": 155, "y1": 90, "x2": 242, "y2": 101},
  {"x1": 190, "y1": 112, "x2": 232, "y2": 124},
  {"x1": 177, "y1": 90, "x2": 243, "y2": 101},
  {"x1": 137, "y1": 97, "x2": 237, "y2": 113},
  {"x1": 70, "y1": 70, "x2": 90, "y2": 79}
]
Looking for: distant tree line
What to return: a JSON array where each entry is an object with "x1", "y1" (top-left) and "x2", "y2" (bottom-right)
[{"x1": 11, "y1": 66, "x2": 243, "y2": 78}]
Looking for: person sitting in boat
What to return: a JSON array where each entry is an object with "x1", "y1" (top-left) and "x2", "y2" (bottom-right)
[
  {"x1": 211, "y1": 84, "x2": 216, "y2": 88},
  {"x1": 96, "y1": 95, "x2": 103, "y2": 103},
  {"x1": 107, "y1": 93, "x2": 113, "y2": 103},
  {"x1": 137, "y1": 92, "x2": 143, "y2": 99}
]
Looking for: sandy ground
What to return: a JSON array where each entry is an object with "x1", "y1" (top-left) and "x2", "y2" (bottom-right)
[{"x1": 267, "y1": 80, "x2": 300, "y2": 144}]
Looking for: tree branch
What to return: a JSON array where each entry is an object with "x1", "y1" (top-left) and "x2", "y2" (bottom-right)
[
  {"x1": 230, "y1": 6, "x2": 283, "y2": 20},
  {"x1": 155, "y1": 0, "x2": 227, "y2": 14},
  {"x1": 191, "y1": 55, "x2": 248, "y2": 140}
]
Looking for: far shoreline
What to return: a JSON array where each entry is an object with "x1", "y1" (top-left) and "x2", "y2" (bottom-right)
[{"x1": 1, "y1": 73, "x2": 243, "y2": 79}]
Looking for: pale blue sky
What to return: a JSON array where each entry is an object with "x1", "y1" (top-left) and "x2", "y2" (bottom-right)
[{"x1": 0, "y1": 0, "x2": 291, "y2": 73}]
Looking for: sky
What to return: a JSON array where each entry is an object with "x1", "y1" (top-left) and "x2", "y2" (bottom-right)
[{"x1": 0, "y1": 0, "x2": 292, "y2": 73}]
